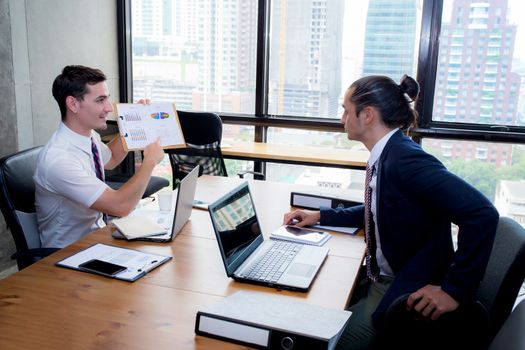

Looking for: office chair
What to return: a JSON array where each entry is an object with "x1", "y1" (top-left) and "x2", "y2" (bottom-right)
[
  {"x1": 377, "y1": 216, "x2": 525, "y2": 349},
  {"x1": 0, "y1": 146, "x2": 59, "y2": 270},
  {"x1": 488, "y1": 300, "x2": 525, "y2": 350},
  {"x1": 475, "y1": 216, "x2": 525, "y2": 343},
  {"x1": 105, "y1": 173, "x2": 169, "y2": 198},
  {"x1": 167, "y1": 110, "x2": 263, "y2": 187},
  {"x1": 487, "y1": 299, "x2": 525, "y2": 350}
]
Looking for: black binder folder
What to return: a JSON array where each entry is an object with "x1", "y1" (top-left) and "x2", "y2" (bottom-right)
[{"x1": 195, "y1": 291, "x2": 351, "y2": 350}]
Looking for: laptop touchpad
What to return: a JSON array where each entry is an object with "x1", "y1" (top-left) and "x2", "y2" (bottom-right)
[{"x1": 287, "y1": 263, "x2": 316, "y2": 277}]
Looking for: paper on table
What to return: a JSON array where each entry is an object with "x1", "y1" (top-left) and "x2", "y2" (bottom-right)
[
  {"x1": 116, "y1": 102, "x2": 186, "y2": 151},
  {"x1": 56, "y1": 243, "x2": 171, "y2": 281}
]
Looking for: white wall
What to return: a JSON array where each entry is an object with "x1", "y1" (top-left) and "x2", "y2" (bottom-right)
[
  {"x1": 0, "y1": 0, "x2": 120, "y2": 275},
  {"x1": 10, "y1": 0, "x2": 120, "y2": 148}
]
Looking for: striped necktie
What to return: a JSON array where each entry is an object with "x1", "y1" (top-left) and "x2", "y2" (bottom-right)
[
  {"x1": 364, "y1": 162, "x2": 379, "y2": 281},
  {"x1": 91, "y1": 138, "x2": 105, "y2": 182},
  {"x1": 91, "y1": 138, "x2": 107, "y2": 223}
]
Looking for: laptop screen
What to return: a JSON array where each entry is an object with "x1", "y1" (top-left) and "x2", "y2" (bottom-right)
[{"x1": 209, "y1": 183, "x2": 262, "y2": 268}]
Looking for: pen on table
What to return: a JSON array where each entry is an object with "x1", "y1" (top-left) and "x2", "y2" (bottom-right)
[{"x1": 137, "y1": 260, "x2": 158, "y2": 272}]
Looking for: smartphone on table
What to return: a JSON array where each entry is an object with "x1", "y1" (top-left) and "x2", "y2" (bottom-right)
[{"x1": 78, "y1": 259, "x2": 127, "y2": 277}]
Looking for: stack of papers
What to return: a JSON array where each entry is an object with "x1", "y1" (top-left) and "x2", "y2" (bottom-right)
[{"x1": 270, "y1": 225, "x2": 331, "y2": 246}]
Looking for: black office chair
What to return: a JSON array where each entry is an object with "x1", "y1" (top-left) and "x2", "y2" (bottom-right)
[
  {"x1": 475, "y1": 216, "x2": 525, "y2": 343},
  {"x1": 101, "y1": 134, "x2": 169, "y2": 198},
  {"x1": 105, "y1": 173, "x2": 169, "y2": 198},
  {"x1": 377, "y1": 216, "x2": 525, "y2": 349},
  {"x1": 167, "y1": 110, "x2": 263, "y2": 187},
  {"x1": 0, "y1": 146, "x2": 59, "y2": 270},
  {"x1": 488, "y1": 299, "x2": 525, "y2": 350}
]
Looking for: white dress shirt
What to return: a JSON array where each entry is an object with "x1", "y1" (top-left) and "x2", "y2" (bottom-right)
[
  {"x1": 34, "y1": 123, "x2": 111, "y2": 248},
  {"x1": 367, "y1": 128, "x2": 399, "y2": 277}
]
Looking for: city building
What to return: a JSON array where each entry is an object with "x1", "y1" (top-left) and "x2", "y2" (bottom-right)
[
  {"x1": 362, "y1": 0, "x2": 420, "y2": 82},
  {"x1": 495, "y1": 180, "x2": 525, "y2": 225},
  {"x1": 268, "y1": 0, "x2": 344, "y2": 118},
  {"x1": 430, "y1": 0, "x2": 522, "y2": 166}
]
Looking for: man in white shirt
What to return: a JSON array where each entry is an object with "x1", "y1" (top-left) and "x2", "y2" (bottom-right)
[{"x1": 34, "y1": 65, "x2": 165, "y2": 248}]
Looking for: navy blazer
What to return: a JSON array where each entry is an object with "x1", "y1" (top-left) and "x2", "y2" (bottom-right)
[{"x1": 321, "y1": 130, "x2": 498, "y2": 324}]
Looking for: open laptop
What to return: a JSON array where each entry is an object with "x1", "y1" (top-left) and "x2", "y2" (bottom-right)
[
  {"x1": 112, "y1": 165, "x2": 200, "y2": 242},
  {"x1": 208, "y1": 182, "x2": 329, "y2": 292}
]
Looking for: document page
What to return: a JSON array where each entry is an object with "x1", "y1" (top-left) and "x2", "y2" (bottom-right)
[
  {"x1": 56, "y1": 243, "x2": 171, "y2": 281},
  {"x1": 116, "y1": 102, "x2": 185, "y2": 150}
]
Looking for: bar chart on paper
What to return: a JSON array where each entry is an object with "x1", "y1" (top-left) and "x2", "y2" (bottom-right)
[{"x1": 116, "y1": 102, "x2": 186, "y2": 151}]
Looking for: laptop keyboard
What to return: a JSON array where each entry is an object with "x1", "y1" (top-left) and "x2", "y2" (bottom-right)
[{"x1": 243, "y1": 241, "x2": 303, "y2": 283}]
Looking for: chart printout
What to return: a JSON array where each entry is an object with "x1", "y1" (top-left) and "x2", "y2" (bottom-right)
[{"x1": 116, "y1": 102, "x2": 186, "y2": 150}]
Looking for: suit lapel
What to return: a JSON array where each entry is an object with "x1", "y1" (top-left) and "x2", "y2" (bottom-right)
[{"x1": 375, "y1": 129, "x2": 404, "y2": 229}]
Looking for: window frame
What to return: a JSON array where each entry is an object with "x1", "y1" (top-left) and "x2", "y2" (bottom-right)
[{"x1": 116, "y1": 0, "x2": 525, "y2": 147}]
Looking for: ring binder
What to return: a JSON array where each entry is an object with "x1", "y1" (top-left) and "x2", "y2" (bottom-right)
[
  {"x1": 290, "y1": 191, "x2": 362, "y2": 210},
  {"x1": 195, "y1": 291, "x2": 351, "y2": 350}
]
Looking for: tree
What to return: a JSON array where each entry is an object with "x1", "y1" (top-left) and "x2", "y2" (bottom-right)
[{"x1": 445, "y1": 159, "x2": 498, "y2": 201}]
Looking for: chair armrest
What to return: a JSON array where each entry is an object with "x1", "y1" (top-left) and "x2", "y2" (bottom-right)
[
  {"x1": 11, "y1": 247, "x2": 60, "y2": 260},
  {"x1": 237, "y1": 170, "x2": 265, "y2": 180}
]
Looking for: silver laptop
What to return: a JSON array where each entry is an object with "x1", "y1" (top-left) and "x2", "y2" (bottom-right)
[
  {"x1": 112, "y1": 165, "x2": 199, "y2": 242},
  {"x1": 208, "y1": 182, "x2": 329, "y2": 292}
]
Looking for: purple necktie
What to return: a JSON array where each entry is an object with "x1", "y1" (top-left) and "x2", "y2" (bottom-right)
[
  {"x1": 91, "y1": 138, "x2": 105, "y2": 182},
  {"x1": 91, "y1": 138, "x2": 107, "y2": 223},
  {"x1": 364, "y1": 162, "x2": 379, "y2": 281}
]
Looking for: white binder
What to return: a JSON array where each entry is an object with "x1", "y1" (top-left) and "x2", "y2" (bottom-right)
[{"x1": 195, "y1": 291, "x2": 351, "y2": 350}]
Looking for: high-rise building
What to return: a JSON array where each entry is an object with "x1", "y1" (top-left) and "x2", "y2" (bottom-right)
[
  {"x1": 268, "y1": 0, "x2": 344, "y2": 118},
  {"x1": 191, "y1": 0, "x2": 258, "y2": 112},
  {"x1": 434, "y1": 0, "x2": 520, "y2": 125},
  {"x1": 132, "y1": 0, "x2": 258, "y2": 113},
  {"x1": 132, "y1": 0, "x2": 174, "y2": 55},
  {"x1": 362, "y1": 0, "x2": 420, "y2": 81},
  {"x1": 430, "y1": 0, "x2": 522, "y2": 166}
]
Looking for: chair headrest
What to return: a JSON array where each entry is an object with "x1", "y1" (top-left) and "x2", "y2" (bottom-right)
[
  {"x1": 176, "y1": 111, "x2": 223, "y2": 145},
  {"x1": 0, "y1": 146, "x2": 42, "y2": 213}
]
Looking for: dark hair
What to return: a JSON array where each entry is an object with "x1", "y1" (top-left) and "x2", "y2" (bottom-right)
[
  {"x1": 349, "y1": 75, "x2": 419, "y2": 130},
  {"x1": 52, "y1": 65, "x2": 107, "y2": 120}
]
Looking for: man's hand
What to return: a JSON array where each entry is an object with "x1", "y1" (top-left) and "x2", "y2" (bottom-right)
[
  {"x1": 283, "y1": 209, "x2": 321, "y2": 227},
  {"x1": 406, "y1": 284, "x2": 459, "y2": 320},
  {"x1": 143, "y1": 138, "x2": 164, "y2": 166},
  {"x1": 136, "y1": 98, "x2": 151, "y2": 105}
]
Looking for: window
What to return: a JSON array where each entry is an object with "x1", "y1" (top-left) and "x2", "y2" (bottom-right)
[
  {"x1": 131, "y1": 0, "x2": 258, "y2": 115},
  {"x1": 423, "y1": 139, "x2": 525, "y2": 221},
  {"x1": 433, "y1": 0, "x2": 524, "y2": 128},
  {"x1": 268, "y1": 0, "x2": 421, "y2": 119},
  {"x1": 121, "y1": 0, "x2": 525, "y2": 200}
]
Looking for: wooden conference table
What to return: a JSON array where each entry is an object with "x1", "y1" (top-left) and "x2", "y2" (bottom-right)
[
  {"x1": 222, "y1": 141, "x2": 369, "y2": 170},
  {"x1": 0, "y1": 176, "x2": 365, "y2": 350},
  {"x1": 101, "y1": 133, "x2": 368, "y2": 170}
]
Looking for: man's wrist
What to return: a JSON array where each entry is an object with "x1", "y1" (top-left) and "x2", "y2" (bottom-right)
[{"x1": 141, "y1": 157, "x2": 158, "y2": 169}]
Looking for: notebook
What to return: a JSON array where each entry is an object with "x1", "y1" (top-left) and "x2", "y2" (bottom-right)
[
  {"x1": 208, "y1": 182, "x2": 329, "y2": 292},
  {"x1": 112, "y1": 165, "x2": 199, "y2": 242},
  {"x1": 112, "y1": 215, "x2": 166, "y2": 240}
]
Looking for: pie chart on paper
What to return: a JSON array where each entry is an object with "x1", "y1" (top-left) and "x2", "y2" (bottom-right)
[{"x1": 150, "y1": 112, "x2": 170, "y2": 120}]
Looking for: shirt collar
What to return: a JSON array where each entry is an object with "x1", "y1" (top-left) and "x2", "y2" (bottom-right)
[
  {"x1": 368, "y1": 128, "x2": 399, "y2": 167},
  {"x1": 57, "y1": 122, "x2": 94, "y2": 155}
]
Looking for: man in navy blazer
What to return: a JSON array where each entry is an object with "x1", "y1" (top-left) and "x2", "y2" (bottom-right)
[{"x1": 284, "y1": 75, "x2": 499, "y2": 349}]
